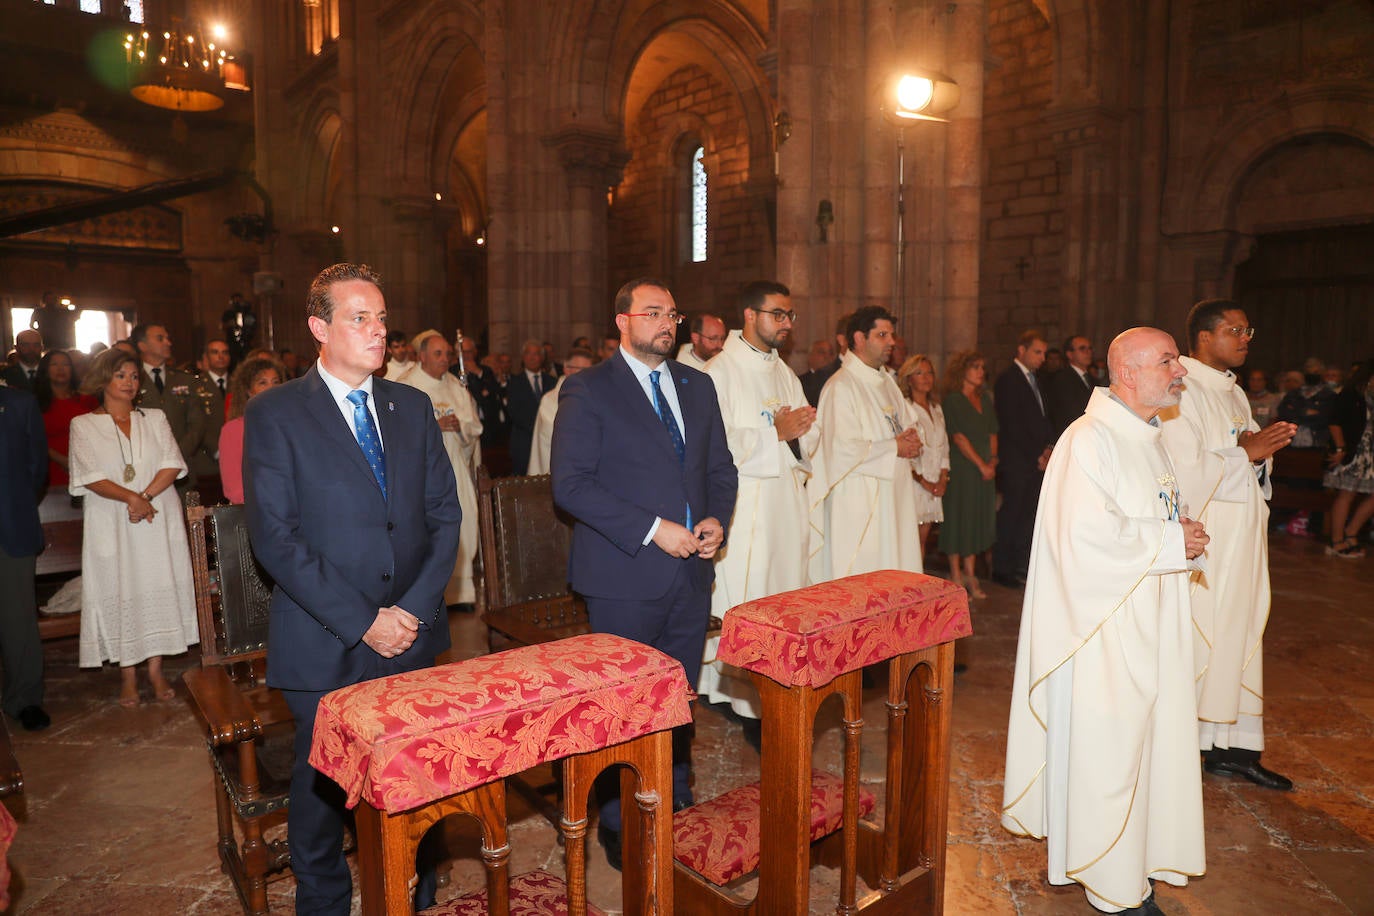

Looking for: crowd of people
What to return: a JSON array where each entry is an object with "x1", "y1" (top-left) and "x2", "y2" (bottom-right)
[{"x1": 3, "y1": 274, "x2": 1372, "y2": 914}]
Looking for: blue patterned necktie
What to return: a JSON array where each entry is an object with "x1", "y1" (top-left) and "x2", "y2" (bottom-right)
[
  {"x1": 346, "y1": 389, "x2": 388, "y2": 499},
  {"x1": 649, "y1": 370, "x2": 686, "y2": 464},
  {"x1": 649, "y1": 369, "x2": 690, "y2": 529}
]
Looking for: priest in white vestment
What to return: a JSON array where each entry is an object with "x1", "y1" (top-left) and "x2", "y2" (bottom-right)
[
  {"x1": 527, "y1": 348, "x2": 594, "y2": 475},
  {"x1": 382, "y1": 330, "x2": 415, "y2": 380},
  {"x1": 701, "y1": 283, "x2": 819, "y2": 717},
  {"x1": 1158, "y1": 299, "x2": 1297, "y2": 791},
  {"x1": 1003, "y1": 328, "x2": 1209, "y2": 913},
  {"x1": 675, "y1": 313, "x2": 726, "y2": 369},
  {"x1": 398, "y1": 331, "x2": 483, "y2": 606},
  {"x1": 809, "y1": 306, "x2": 923, "y2": 583}
]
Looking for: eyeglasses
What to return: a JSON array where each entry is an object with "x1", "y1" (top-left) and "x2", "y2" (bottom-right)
[
  {"x1": 753, "y1": 307, "x2": 798, "y2": 323},
  {"x1": 1219, "y1": 326, "x2": 1256, "y2": 340},
  {"x1": 624, "y1": 310, "x2": 685, "y2": 326}
]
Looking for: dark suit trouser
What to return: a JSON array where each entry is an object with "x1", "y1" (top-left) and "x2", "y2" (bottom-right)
[
  {"x1": 282, "y1": 675, "x2": 440, "y2": 915},
  {"x1": 994, "y1": 468, "x2": 1043, "y2": 580},
  {"x1": 585, "y1": 560, "x2": 708, "y2": 830},
  {"x1": 0, "y1": 547, "x2": 44, "y2": 718}
]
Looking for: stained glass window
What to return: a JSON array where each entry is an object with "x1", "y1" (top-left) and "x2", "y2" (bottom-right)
[{"x1": 691, "y1": 146, "x2": 706, "y2": 263}]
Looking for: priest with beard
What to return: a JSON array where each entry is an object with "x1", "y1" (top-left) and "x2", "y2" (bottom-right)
[
  {"x1": 700, "y1": 281, "x2": 819, "y2": 720},
  {"x1": 1002, "y1": 327, "x2": 1209, "y2": 914}
]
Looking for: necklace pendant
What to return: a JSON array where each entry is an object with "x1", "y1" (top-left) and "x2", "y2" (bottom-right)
[{"x1": 123, "y1": 464, "x2": 136, "y2": 484}]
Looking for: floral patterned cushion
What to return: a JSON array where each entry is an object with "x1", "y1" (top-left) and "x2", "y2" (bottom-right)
[
  {"x1": 422, "y1": 869, "x2": 604, "y2": 916},
  {"x1": 310, "y1": 633, "x2": 692, "y2": 813},
  {"x1": 672, "y1": 772, "x2": 875, "y2": 886},
  {"x1": 717, "y1": 570, "x2": 971, "y2": 687}
]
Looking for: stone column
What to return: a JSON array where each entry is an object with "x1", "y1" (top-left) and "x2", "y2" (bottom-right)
[
  {"x1": 388, "y1": 196, "x2": 458, "y2": 330},
  {"x1": 544, "y1": 126, "x2": 629, "y2": 347},
  {"x1": 941, "y1": 0, "x2": 986, "y2": 356},
  {"x1": 1046, "y1": 104, "x2": 1123, "y2": 348}
]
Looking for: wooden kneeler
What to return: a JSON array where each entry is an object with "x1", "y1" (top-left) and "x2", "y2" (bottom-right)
[
  {"x1": 310, "y1": 633, "x2": 691, "y2": 915},
  {"x1": 673, "y1": 570, "x2": 970, "y2": 915}
]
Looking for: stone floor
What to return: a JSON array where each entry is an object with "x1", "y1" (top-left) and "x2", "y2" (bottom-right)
[{"x1": 4, "y1": 532, "x2": 1372, "y2": 915}]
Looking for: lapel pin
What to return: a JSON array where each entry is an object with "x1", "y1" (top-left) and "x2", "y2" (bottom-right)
[{"x1": 388, "y1": 401, "x2": 395, "y2": 411}]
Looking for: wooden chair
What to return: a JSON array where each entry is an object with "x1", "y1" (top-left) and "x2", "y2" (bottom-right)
[
  {"x1": 476, "y1": 467, "x2": 589, "y2": 651},
  {"x1": 182, "y1": 499, "x2": 295, "y2": 916}
]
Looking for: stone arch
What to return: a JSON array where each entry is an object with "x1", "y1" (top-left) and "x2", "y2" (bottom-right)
[
  {"x1": 434, "y1": 103, "x2": 488, "y2": 238},
  {"x1": 550, "y1": 1, "x2": 773, "y2": 181},
  {"x1": 385, "y1": 0, "x2": 486, "y2": 194},
  {"x1": 1174, "y1": 84, "x2": 1374, "y2": 237},
  {"x1": 295, "y1": 100, "x2": 343, "y2": 229}
]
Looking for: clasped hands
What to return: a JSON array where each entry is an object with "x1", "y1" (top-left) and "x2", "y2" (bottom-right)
[
  {"x1": 363, "y1": 605, "x2": 421, "y2": 659},
  {"x1": 773, "y1": 405, "x2": 816, "y2": 442},
  {"x1": 653, "y1": 517, "x2": 725, "y2": 560},
  {"x1": 1181, "y1": 517, "x2": 1210, "y2": 560},
  {"x1": 125, "y1": 492, "x2": 156, "y2": 524},
  {"x1": 1239, "y1": 421, "x2": 1297, "y2": 462},
  {"x1": 895, "y1": 426, "x2": 923, "y2": 459}
]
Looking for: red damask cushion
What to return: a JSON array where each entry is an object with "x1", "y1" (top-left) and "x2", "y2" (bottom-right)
[
  {"x1": 422, "y1": 869, "x2": 604, "y2": 916},
  {"x1": 672, "y1": 771, "x2": 875, "y2": 886},
  {"x1": 311, "y1": 633, "x2": 692, "y2": 813},
  {"x1": 717, "y1": 570, "x2": 970, "y2": 687}
]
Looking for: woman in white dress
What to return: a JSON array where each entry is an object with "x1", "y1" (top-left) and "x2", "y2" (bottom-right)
[
  {"x1": 69, "y1": 349, "x2": 198, "y2": 706},
  {"x1": 898, "y1": 354, "x2": 951, "y2": 560}
]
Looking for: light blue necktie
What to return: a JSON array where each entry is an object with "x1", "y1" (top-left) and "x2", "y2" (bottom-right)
[
  {"x1": 649, "y1": 369, "x2": 690, "y2": 528},
  {"x1": 346, "y1": 389, "x2": 388, "y2": 499}
]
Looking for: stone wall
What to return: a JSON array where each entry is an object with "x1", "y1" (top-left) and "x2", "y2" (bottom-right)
[
  {"x1": 609, "y1": 63, "x2": 764, "y2": 324},
  {"x1": 979, "y1": 0, "x2": 1062, "y2": 363}
]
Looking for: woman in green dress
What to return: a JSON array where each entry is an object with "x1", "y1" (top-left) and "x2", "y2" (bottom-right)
[{"x1": 939, "y1": 350, "x2": 998, "y2": 597}]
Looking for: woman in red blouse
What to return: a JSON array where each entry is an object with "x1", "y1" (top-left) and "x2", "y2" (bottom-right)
[{"x1": 36, "y1": 349, "x2": 98, "y2": 488}]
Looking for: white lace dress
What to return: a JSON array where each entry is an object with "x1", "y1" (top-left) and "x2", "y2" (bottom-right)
[{"x1": 68, "y1": 409, "x2": 199, "y2": 667}]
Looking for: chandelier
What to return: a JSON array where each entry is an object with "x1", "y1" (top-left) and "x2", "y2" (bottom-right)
[{"x1": 124, "y1": 19, "x2": 248, "y2": 113}]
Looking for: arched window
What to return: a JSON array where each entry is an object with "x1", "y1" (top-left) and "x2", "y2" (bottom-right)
[
  {"x1": 690, "y1": 146, "x2": 707, "y2": 263},
  {"x1": 303, "y1": 0, "x2": 339, "y2": 56}
]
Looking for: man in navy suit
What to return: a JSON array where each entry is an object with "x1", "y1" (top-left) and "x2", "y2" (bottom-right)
[
  {"x1": 993, "y1": 330, "x2": 1054, "y2": 587},
  {"x1": 245, "y1": 263, "x2": 460, "y2": 915},
  {"x1": 0, "y1": 385, "x2": 51, "y2": 732},
  {"x1": 551, "y1": 277, "x2": 738, "y2": 868},
  {"x1": 506, "y1": 340, "x2": 557, "y2": 474}
]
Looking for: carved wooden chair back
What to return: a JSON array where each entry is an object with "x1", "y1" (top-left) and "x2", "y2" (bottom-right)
[{"x1": 184, "y1": 495, "x2": 293, "y2": 915}]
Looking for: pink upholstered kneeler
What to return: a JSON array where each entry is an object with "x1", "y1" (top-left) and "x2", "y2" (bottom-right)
[{"x1": 312, "y1": 632, "x2": 692, "y2": 915}]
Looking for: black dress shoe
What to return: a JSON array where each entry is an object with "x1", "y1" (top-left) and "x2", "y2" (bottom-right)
[
  {"x1": 1203, "y1": 758, "x2": 1293, "y2": 791},
  {"x1": 16, "y1": 705, "x2": 50, "y2": 732},
  {"x1": 597, "y1": 823, "x2": 623, "y2": 871}
]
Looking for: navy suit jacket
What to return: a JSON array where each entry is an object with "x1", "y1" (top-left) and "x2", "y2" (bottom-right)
[
  {"x1": 0, "y1": 387, "x2": 47, "y2": 558},
  {"x1": 243, "y1": 366, "x2": 461, "y2": 692},
  {"x1": 1046, "y1": 366, "x2": 1098, "y2": 440},
  {"x1": 993, "y1": 364, "x2": 1053, "y2": 480},
  {"x1": 506, "y1": 370, "x2": 557, "y2": 474},
  {"x1": 551, "y1": 352, "x2": 738, "y2": 601}
]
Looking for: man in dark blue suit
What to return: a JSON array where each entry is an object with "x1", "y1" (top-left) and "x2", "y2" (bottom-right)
[
  {"x1": 992, "y1": 329, "x2": 1053, "y2": 587},
  {"x1": 506, "y1": 340, "x2": 557, "y2": 475},
  {"x1": 244, "y1": 263, "x2": 460, "y2": 915},
  {"x1": 551, "y1": 277, "x2": 738, "y2": 869},
  {"x1": 0, "y1": 385, "x2": 51, "y2": 731}
]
